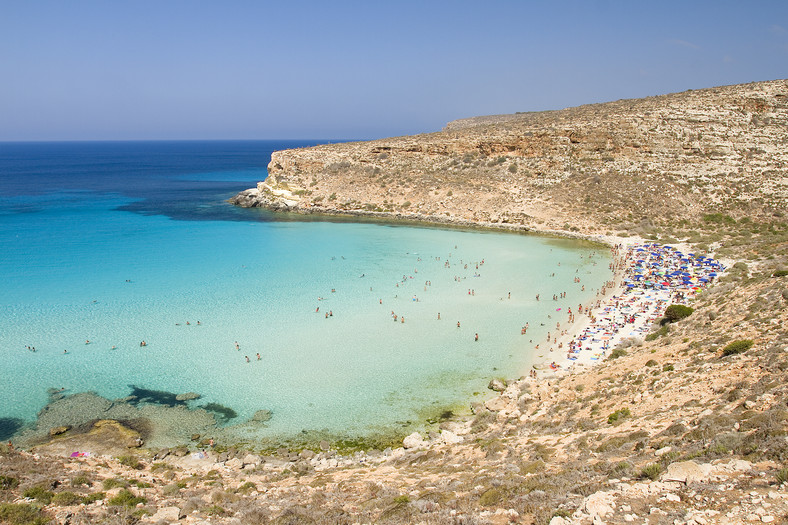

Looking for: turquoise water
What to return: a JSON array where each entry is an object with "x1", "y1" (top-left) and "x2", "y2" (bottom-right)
[{"x1": 0, "y1": 141, "x2": 612, "y2": 445}]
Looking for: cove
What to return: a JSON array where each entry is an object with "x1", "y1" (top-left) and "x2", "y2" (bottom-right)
[{"x1": 0, "y1": 141, "x2": 612, "y2": 448}]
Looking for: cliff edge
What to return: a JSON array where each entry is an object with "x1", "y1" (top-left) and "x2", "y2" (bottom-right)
[{"x1": 231, "y1": 79, "x2": 787, "y2": 238}]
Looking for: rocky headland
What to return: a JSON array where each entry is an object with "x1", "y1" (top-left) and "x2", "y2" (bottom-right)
[{"x1": 2, "y1": 80, "x2": 787, "y2": 524}]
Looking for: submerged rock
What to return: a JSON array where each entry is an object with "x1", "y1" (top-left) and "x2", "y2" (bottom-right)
[
  {"x1": 251, "y1": 409, "x2": 273, "y2": 422},
  {"x1": 175, "y1": 392, "x2": 201, "y2": 402}
]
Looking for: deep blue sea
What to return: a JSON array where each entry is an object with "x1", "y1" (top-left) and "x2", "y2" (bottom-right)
[{"x1": 0, "y1": 141, "x2": 612, "y2": 447}]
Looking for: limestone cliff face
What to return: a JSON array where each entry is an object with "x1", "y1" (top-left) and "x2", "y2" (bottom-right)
[{"x1": 231, "y1": 80, "x2": 788, "y2": 234}]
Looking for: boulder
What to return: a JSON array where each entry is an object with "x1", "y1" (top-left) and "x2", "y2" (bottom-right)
[
  {"x1": 440, "y1": 430, "x2": 463, "y2": 445},
  {"x1": 662, "y1": 460, "x2": 712, "y2": 483},
  {"x1": 485, "y1": 396, "x2": 510, "y2": 412},
  {"x1": 225, "y1": 457, "x2": 243, "y2": 469},
  {"x1": 403, "y1": 432, "x2": 426, "y2": 449},
  {"x1": 242, "y1": 454, "x2": 261, "y2": 467},
  {"x1": 49, "y1": 425, "x2": 71, "y2": 437},
  {"x1": 150, "y1": 506, "x2": 181, "y2": 522},
  {"x1": 583, "y1": 491, "x2": 615, "y2": 518},
  {"x1": 488, "y1": 378, "x2": 507, "y2": 392}
]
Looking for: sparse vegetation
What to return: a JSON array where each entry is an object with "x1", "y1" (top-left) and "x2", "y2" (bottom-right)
[
  {"x1": 107, "y1": 489, "x2": 146, "y2": 508},
  {"x1": 722, "y1": 339, "x2": 754, "y2": 356}
]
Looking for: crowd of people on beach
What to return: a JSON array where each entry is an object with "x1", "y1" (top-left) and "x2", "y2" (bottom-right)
[{"x1": 547, "y1": 242, "x2": 724, "y2": 373}]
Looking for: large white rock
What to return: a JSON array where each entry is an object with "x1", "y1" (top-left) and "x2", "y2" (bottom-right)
[
  {"x1": 242, "y1": 453, "x2": 261, "y2": 467},
  {"x1": 661, "y1": 460, "x2": 712, "y2": 483},
  {"x1": 440, "y1": 430, "x2": 463, "y2": 445},
  {"x1": 224, "y1": 457, "x2": 243, "y2": 469},
  {"x1": 403, "y1": 432, "x2": 426, "y2": 449},
  {"x1": 584, "y1": 491, "x2": 615, "y2": 518},
  {"x1": 150, "y1": 506, "x2": 181, "y2": 522}
]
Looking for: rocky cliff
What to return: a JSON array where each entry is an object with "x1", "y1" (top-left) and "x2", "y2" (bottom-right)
[{"x1": 231, "y1": 79, "x2": 787, "y2": 238}]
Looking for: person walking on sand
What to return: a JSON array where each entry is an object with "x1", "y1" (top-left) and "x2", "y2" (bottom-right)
[{"x1": 474, "y1": 333, "x2": 479, "y2": 341}]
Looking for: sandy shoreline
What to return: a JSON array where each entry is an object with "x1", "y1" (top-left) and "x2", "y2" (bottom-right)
[{"x1": 531, "y1": 239, "x2": 725, "y2": 379}]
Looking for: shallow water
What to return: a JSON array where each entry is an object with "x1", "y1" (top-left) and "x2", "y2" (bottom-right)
[{"x1": 0, "y1": 141, "x2": 612, "y2": 445}]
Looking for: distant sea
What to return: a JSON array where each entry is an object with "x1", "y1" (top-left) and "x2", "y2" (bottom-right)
[{"x1": 0, "y1": 141, "x2": 612, "y2": 447}]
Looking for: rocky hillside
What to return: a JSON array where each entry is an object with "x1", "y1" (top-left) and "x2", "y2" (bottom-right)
[
  {"x1": 1, "y1": 81, "x2": 787, "y2": 524},
  {"x1": 231, "y1": 79, "x2": 787, "y2": 240}
]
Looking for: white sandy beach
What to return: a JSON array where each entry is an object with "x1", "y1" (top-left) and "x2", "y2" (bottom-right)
[{"x1": 534, "y1": 240, "x2": 725, "y2": 376}]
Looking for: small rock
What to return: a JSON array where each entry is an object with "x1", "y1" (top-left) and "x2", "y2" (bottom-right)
[
  {"x1": 761, "y1": 516, "x2": 775, "y2": 523},
  {"x1": 49, "y1": 425, "x2": 71, "y2": 437},
  {"x1": 190, "y1": 433, "x2": 201, "y2": 441},
  {"x1": 655, "y1": 446, "x2": 672, "y2": 456},
  {"x1": 175, "y1": 392, "x2": 201, "y2": 401},
  {"x1": 665, "y1": 493, "x2": 681, "y2": 502},
  {"x1": 488, "y1": 378, "x2": 507, "y2": 392},
  {"x1": 319, "y1": 440, "x2": 330, "y2": 451},
  {"x1": 549, "y1": 517, "x2": 571, "y2": 525},
  {"x1": 299, "y1": 449, "x2": 316, "y2": 460}
]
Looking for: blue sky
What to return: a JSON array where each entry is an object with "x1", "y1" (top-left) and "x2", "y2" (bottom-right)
[{"x1": 1, "y1": 1, "x2": 786, "y2": 141}]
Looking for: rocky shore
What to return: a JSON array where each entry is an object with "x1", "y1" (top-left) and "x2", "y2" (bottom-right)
[{"x1": 2, "y1": 80, "x2": 787, "y2": 524}]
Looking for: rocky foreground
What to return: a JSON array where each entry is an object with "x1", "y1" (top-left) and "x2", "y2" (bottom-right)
[{"x1": 2, "y1": 80, "x2": 788, "y2": 524}]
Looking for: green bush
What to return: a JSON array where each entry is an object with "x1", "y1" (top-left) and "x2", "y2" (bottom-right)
[
  {"x1": 776, "y1": 467, "x2": 788, "y2": 484},
  {"x1": 102, "y1": 478, "x2": 128, "y2": 490},
  {"x1": 0, "y1": 475, "x2": 19, "y2": 490},
  {"x1": 51, "y1": 492, "x2": 82, "y2": 506},
  {"x1": 81, "y1": 492, "x2": 104, "y2": 504},
  {"x1": 663, "y1": 304, "x2": 694, "y2": 322},
  {"x1": 639, "y1": 463, "x2": 662, "y2": 480},
  {"x1": 607, "y1": 408, "x2": 632, "y2": 425},
  {"x1": 771, "y1": 269, "x2": 788, "y2": 277},
  {"x1": 0, "y1": 503, "x2": 49, "y2": 525},
  {"x1": 662, "y1": 363, "x2": 675, "y2": 372},
  {"x1": 107, "y1": 489, "x2": 146, "y2": 508},
  {"x1": 722, "y1": 339, "x2": 754, "y2": 356},
  {"x1": 22, "y1": 486, "x2": 53, "y2": 505},
  {"x1": 70, "y1": 475, "x2": 91, "y2": 488},
  {"x1": 645, "y1": 360, "x2": 658, "y2": 367},
  {"x1": 117, "y1": 455, "x2": 142, "y2": 470},
  {"x1": 607, "y1": 348, "x2": 627, "y2": 360}
]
